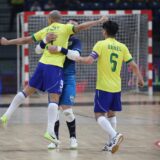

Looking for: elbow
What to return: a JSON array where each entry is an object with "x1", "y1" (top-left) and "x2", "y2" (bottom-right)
[
  {"x1": 129, "y1": 63, "x2": 138, "y2": 73},
  {"x1": 35, "y1": 45, "x2": 43, "y2": 54}
]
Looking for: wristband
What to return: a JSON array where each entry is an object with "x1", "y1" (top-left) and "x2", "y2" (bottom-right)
[
  {"x1": 39, "y1": 40, "x2": 46, "y2": 49},
  {"x1": 57, "y1": 46, "x2": 62, "y2": 52},
  {"x1": 61, "y1": 47, "x2": 68, "y2": 55},
  {"x1": 43, "y1": 37, "x2": 47, "y2": 44}
]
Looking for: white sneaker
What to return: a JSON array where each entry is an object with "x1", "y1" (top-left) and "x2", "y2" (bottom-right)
[
  {"x1": 48, "y1": 143, "x2": 59, "y2": 149},
  {"x1": 109, "y1": 133, "x2": 124, "y2": 154},
  {"x1": 70, "y1": 137, "x2": 78, "y2": 149},
  {"x1": 102, "y1": 143, "x2": 112, "y2": 152}
]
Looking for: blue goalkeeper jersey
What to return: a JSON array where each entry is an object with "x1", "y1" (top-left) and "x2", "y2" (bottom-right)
[{"x1": 63, "y1": 36, "x2": 82, "y2": 75}]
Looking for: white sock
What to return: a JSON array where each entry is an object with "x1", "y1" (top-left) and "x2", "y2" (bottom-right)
[
  {"x1": 97, "y1": 116, "x2": 117, "y2": 139},
  {"x1": 47, "y1": 103, "x2": 58, "y2": 136},
  {"x1": 4, "y1": 92, "x2": 26, "y2": 119},
  {"x1": 56, "y1": 110, "x2": 60, "y2": 121},
  {"x1": 108, "y1": 116, "x2": 117, "y2": 142},
  {"x1": 108, "y1": 116, "x2": 117, "y2": 130}
]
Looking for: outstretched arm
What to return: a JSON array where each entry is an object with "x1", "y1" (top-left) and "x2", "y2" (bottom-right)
[
  {"x1": 128, "y1": 61, "x2": 144, "y2": 87},
  {"x1": 0, "y1": 36, "x2": 34, "y2": 45},
  {"x1": 75, "y1": 56, "x2": 94, "y2": 64},
  {"x1": 1, "y1": 32, "x2": 56, "y2": 46},
  {"x1": 74, "y1": 16, "x2": 108, "y2": 33}
]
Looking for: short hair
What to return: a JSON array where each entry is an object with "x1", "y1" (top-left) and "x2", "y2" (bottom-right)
[
  {"x1": 68, "y1": 19, "x2": 79, "y2": 23},
  {"x1": 102, "y1": 20, "x2": 119, "y2": 37},
  {"x1": 48, "y1": 10, "x2": 61, "y2": 21}
]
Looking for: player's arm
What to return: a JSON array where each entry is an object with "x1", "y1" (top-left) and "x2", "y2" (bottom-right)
[
  {"x1": 0, "y1": 36, "x2": 34, "y2": 45},
  {"x1": 48, "y1": 45, "x2": 80, "y2": 61},
  {"x1": 76, "y1": 55, "x2": 94, "y2": 64},
  {"x1": 35, "y1": 33, "x2": 57, "y2": 54},
  {"x1": 75, "y1": 50, "x2": 98, "y2": 64},
  {"x1": 123, "y1": 45, "x2": 144, "y2": 87},
  {"x1": 76, "y1": 41, "x2": 100, "y2": 64},
  {"x1": 127, "y1": 61, "x2": 144, "y2": 87},
  {"x1": 73, "y1": 16, "x2": 108, "y2": 33}
]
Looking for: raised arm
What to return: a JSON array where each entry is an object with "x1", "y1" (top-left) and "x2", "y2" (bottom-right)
[
  {"x1": 73, "y1": 16, "x2": 108, "y2": 33},
  {"x1": 128, "y1": 61, "x2": 144, "y2": 87},
  {"x1": 0, "y1": 36, "x2": 34, "y2": 45}
]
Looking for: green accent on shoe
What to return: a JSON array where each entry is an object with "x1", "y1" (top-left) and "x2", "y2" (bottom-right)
[
  {"x1": 44, "y1": 132, "x2": 59, "y2": 145},
  {"x1": 0, "y1": 115, "x2": 8, "y2": 127}
]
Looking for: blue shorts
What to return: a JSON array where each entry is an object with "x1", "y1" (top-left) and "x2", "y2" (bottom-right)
[
  {"x1": 59, "y1": 75, "x2": 76, "y2": 106},
  {"x1": 29, "y1": 62, "x2": 63, "y2": 94},
  {"x1": 94, "y1": 89, "x2": 122, "y2": 113}
]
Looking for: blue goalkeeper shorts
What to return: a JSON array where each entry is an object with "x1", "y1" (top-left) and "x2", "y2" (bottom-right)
[{"x1": 59, "y1": 75, "x2": 76, "y2": 106}]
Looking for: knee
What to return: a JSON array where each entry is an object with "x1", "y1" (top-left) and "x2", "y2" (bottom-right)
[
  {"x1": 95, "y1": 112, "x2": 105, "y2": 121},
  {"x1": 63, "y1": 108, "x2": 75, "y2": 122},
  {"x1": 107, "y1": 111, "x2": 116, "y2": 118},
  {"x1": 48, "y1": 93, "x2": 60, "y2": 103}
]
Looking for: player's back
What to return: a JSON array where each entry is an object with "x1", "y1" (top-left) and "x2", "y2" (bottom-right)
[
  {"x1": 94, "y1": 38, "x2": 132, "y2": 93},
  {"x1": 33, "y1": 22, "x2": 74, "y2": 67}
]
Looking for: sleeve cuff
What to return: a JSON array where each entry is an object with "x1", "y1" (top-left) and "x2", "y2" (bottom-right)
[
  {"x1": 31, "y1": 34, "x2": 37, "y2": 42},
  {"x1": 72, "y1": 26, "x2": 76, "y2": 34},
  {"x1": 126, "y1": 58, "x2": 133, "y2": 64},
  {"x1": 73, "y1": 48, "x2": 81, "y2": 54}
]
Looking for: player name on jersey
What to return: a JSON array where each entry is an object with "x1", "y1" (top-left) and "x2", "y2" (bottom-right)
[{"x1": 108, "y1": 44, "x2": 121, "y2": 51}]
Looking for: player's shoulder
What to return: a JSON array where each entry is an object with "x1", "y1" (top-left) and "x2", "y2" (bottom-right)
[
  {"x1": 115, "y1": 40, "x2": 128, "y2": 49},
  {"x1": 69, "y1": 36, "x2": 80, "y2": 42}
]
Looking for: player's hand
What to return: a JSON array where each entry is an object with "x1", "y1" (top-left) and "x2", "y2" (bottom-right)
[
  {"x1": 48, "y1": 45, "x2": 58, "y2": 53},
  {"x1": 46, "y1": 33, "x2": 57, "y2": 43},
  {"x1": 0, "y1": 37, "x2": 8, "y2": 45},
  {"x1": 98, "y1": 16, "x2": 109, "y2": 23},
  {"x1": 138, "y1": 78, "x2": 144, "y2": 87},
  {"x1": 75, "y1": 56, "x2": 82, "y2": 62}
]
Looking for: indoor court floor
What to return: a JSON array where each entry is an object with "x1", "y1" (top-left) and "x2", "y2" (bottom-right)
[{"x1": 0, "y1": 93, "x2": 160, "y2": 160}]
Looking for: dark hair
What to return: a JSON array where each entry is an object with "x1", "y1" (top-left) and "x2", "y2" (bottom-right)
[{"x1": 102, "y1": 20, "x2": 119, "y2": 37}]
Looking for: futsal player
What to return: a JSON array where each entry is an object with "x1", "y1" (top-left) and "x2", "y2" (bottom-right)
[
  {"x1": 0, "y1": 10, "x2": 107, "y2": 145},
  {"x1": 35, "y1": 19, "x2": 82, "y2": 149},
  {"x1": 73, "y1": 20, "x2": 144, "y2": 153}
]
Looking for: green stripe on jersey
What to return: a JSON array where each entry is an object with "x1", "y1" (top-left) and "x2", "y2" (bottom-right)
[{"x1": 126, "y1": 58, "x2": 133, "y2": 64}]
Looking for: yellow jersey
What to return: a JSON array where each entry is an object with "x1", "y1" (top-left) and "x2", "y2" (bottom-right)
[
  {"x1": 92, "y1": 38, "x2": 133, "y2": 92},
  {"x1": 32, "y1": 22, "x2": 74, "y2": 67}
]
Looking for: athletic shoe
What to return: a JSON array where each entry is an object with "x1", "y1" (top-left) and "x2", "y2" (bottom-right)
[
  {"x1": 44, "y1": 132, "x2": 60, "y2": 145},
  {"x1": 70, "y1": 137, "x2": 78, "y2": 149},
  {"x1": 48, "y1": 143, "x2": 59, "y2": 149},
  {"x1": 0, "y1": 115, "x2": 8, "y2": 128},
  {"x1": 109, "y1": 133, "x2": 124, "y2": 154},
  {"x1": 102, "y1": 143, "x2": 112, "y2": 152}
]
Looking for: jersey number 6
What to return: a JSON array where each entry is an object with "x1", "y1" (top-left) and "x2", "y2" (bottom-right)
[{"x1": 110, "y1": 53, "x2": 118, "y2": 72}]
